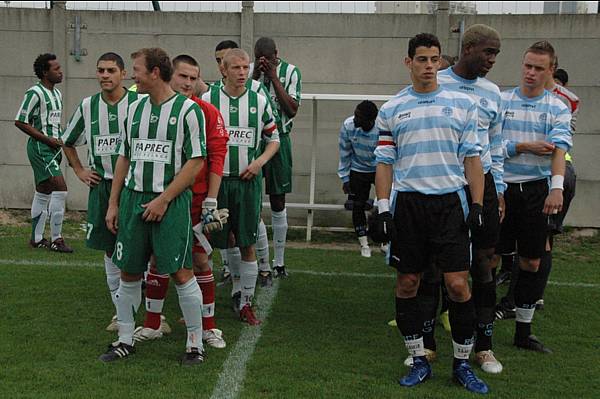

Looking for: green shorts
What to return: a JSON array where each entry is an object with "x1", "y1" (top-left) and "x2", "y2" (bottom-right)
[
  {"x1": 263, "y1": 133, "x2": 292, "y2": 195},
  {"x1": 27, "y1": 138, "x2": 63, "y2": 186},
  {"x1": 86, "y1": 179, "x2": 116, "y2": 253},
  {"x1": 211, "y1": 177, "x2": 262, "y2": 249},
  {"x1": 112, "y1": 188, "x2": 193, "y2": 275}
]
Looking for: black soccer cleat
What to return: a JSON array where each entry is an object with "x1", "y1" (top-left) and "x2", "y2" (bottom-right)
[
  {"x1": 273, "y1": 265, "x2": 288, "y2": 278},
  {"x1": 99, "y1": 341, "x2": 135, "y2": 362},
  {"x1": 30, "y1": 238, "x2": 50, "y2": 249},
  {"x1": 495, "y1": 270, "x2": 512, "y2": 287},
  {"x1": 495, "y1": 302, "x2": 516, "y2": 320},
  {"x1": 181, "y1": 347, "x2": 205, "y2": 366},
  {"x1": 232, "y1": 291, "x2": 241, "y2": 314},
  {"x1": 514, "y1": 335, "x2": 552, "y2": 354}
]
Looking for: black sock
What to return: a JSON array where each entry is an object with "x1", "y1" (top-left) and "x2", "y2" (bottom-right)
[
  {"x1": 395, "y1": 296, "x2": 422, "y2": 338},
  {"x1": 514, "y1": 268, "x2": 543, "y2": 341},
  {"x1": 417, "y1": 281, "x2": 440, "y2": 351},
  {"x1": 473, "y1": 280, "x2": 496, "y2": 352},
  {"x1": 448, "y1": 298, "x2": 476, "y2": 367},
  {"x1": 537, "y1": 251, "x2": 553, "y2": 300}
]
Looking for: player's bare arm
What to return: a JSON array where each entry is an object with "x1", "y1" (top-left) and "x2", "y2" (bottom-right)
[
  {"x1": 375, "y1": 163, "x2": 393, "y2": 204},
  {"x1": 63, "y1": 145, "x2": 101, "y2": 187},
  {"x1": 258, "y1": 57, "x2": 299, "y2": 118},
  {"x1": 14, "y1": 120, "x2": 62, "y2": 149},
  {"x1": 516, "y1": 140, "x2": 555, "y2": 155},
  {"x1": 464, "y1": 156, "x2": 485, "y2": 205},
  {"x1": 240, "y1": 141, "x2": 280, "y2": 181},
  {"x1": 543, "y1": 147, "x2": 566, "y2": 215},
  {"x1": 106, "y1": 155, "x2": 129, "y2": 234}
]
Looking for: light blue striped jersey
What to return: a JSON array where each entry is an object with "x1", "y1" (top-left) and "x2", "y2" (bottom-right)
[
  {"x1": 501, "y1": 88, "x2": 572, "y2": 183},
  {"x1": 375, "y1": 86, "x2": 481, "y2": 195},
  {"x1": 438, "y1": 68, "x2": 505, "y2": 194},
  {"x1": 338, "y1": 116, "x2": 379, "y2": 182}
]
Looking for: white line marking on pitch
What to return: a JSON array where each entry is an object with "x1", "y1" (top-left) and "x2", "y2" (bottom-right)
[
  {"x1": 1, "y1": 259, "x2": 598, "y2": 289},
  {"x1": 210, "y1": 279, "x2": 280, "y2": 399}
]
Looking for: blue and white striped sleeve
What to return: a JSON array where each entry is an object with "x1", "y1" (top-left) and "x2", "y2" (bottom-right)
[
  {"x1": 374, "y1": 111, "x2": 396, "y2": 165},
  {"x1": 488, "y1": 108, "x2": 506, "y2": 195},
  {"x1": 549, "y1": 105, "x2": 572, "y2": 152},
  {"x1": 458, "y1": 102, "x2": 481, "y2": 159},
  {"x1": 337, "y1": 121, "x2": 353, "y2": 183}
]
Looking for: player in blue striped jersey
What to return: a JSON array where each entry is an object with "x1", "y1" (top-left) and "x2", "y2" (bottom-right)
[
  {"x1": 372, "y1": 33, "x2": 489, "y2": 394},
  {"x1": 495, "y1": 41, "x2": 572, "y2": 354},
  {"x1": 436, "y1": 24, "x2": 504, "y2": 374},
  {"x1": 337, "y1": 101, "x2": 379, "y2": 257}
]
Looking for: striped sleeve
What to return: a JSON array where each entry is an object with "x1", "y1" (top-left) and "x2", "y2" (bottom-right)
[
  {"x1": 458, "y1": 102, "x2": 481, "y2": 159},
  {"x1": 337, "y1": 121, "x2": 353, "y2": 183},
  {"x1": 549, "y1": 104, "x2": 572, "y2": 152},
  {"x1": 259, "y1": 81, "x2": 281, "y2": 126},
  {"x1": 374, "y1": 110, "x2": 395, "y2": 165},
  {"x1": 184, "y1": 103, "x2": 207, "y2": 159},
  {"x1": 118, "y1": 107, "x2": 131, "y2": 158},
  {"x1": 287, "y1": 67, "x2": 302, "y2": 104},
  {"x1": 15, "y1": 89, "x2": 39, "y2": 123},
  {"x1": 261, "y1": 99, "x2": 279, "y2": 143},
  {"x1": 63, "y1": 102, "x2": 86, "y2": 147},
  {"x1": 488, "y1": 107, "x2": 506, "y2": 195}
]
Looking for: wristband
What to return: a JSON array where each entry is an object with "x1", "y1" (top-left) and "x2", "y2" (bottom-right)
[
  {"x1": 378, "y1": 199, "x2": 390, "y2": 214},
  {"x1": 550, "y1": 175, "x2": 564, "y2": 191}
]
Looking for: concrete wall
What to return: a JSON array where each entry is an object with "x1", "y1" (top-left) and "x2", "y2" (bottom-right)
[{"x1": 1, "y1": 6, "x2": 598, "y2": 228}]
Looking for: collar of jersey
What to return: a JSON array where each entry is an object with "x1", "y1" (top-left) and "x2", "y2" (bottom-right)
[
  {"x1": 148, "y1": 92, "x2": 178, "y2": 107},
  {"x1": 100, "y1": 87, "x2": 129, "y2": 107},
  {"x1": 447, "y1": 67, "x2": 478, "y2": 84},
  {"x1": 408, "y1": 85, "x2": 442, "y2": 98},
  {"x1": 220, "y1": 86, "x2": 248, "y2": 100},
  {"x1": 515, "y1": 87, "x2": 547, "y2": 102}
]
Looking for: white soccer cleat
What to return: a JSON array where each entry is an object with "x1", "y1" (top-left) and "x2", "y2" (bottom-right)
[
  {"x1": 360, "y1": 246, "x2": 372, "y2": 258},
  {"x1": 133, "y1": 326, "x2": 163, "y2": 342},
  {"x1": 203, "y1": 328, "x2": 226, "y2": 349},
  {"x1": 159, "y1": 315, "x2": 172, "y2": 334},
  {"x1": 403, "y1": 349, "x2": 437, "y2": 367},
  {"x1": 105, "y1": 315, "x2": 118, "y2": 332},
  {"x1": 475, "y1": 350, "x2": 503, "y2": 374}
]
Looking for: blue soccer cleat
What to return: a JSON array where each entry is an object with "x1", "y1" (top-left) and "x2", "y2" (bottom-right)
[
  {"x1": 453, "y1": 361, "x2": 489, "y2": 394},
  {"x1": 398, "y1": 357, "x2": 432, "y2": 387}
]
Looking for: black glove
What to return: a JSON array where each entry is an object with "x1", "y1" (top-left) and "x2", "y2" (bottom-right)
[
  {"x1": 368, "y1": 211, "x2": 397, "y2": 243},
  {"x1": 467, "y1": 203, "x2": 484, "y2": 232},
  {"x1": 342, "y1": 182, "x2": 351, "y2": 194}
]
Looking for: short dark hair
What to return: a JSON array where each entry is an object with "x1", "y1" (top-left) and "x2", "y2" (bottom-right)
[
  {"x1": 173, "y1": 54, "x2": 199, "y2": 69},
  {"x1": 554, "y1": 68, "x2": 569, "y2": 85},
  {"x1": 254, "y1": 37, "x2": 277, "y2": 58},
  {"x1": 33, "y1": 53, "x2": 57, "y2": 79},
  {"x1": 97, "y1": 52, "x2": 125, "y2": 70},
  {"x1": 356, "y1": 100, "x2": 378, "y2": 120},
  {"x1": 215, "y1": 40, "x2": 239, "y2": 52},
  {"x1": 131, "y1": 48, "x2": 173, "y2": 82},
  {"x1": 525, "y1": 41, "x2": 556, "y2": 67},
  {"x1": 408, "y1": 33, "x2": 441, "y2": 59}
]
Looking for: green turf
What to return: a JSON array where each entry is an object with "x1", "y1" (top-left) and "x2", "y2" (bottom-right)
[{"x1": 1, "y1": 213, "x2": 599, "y2": 398}]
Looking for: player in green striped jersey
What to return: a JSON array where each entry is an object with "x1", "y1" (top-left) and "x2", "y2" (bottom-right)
[
  {"x1": 202, "y1": 48, "x2": 280, "y2": 326},
  {"x1": 62, "y1": 52, "x2": 139, "y2": 333},
  {"x1": 99, "y1": 48, "x2": 207, "y2": 365},
  {"x1": 252, "y1": 37, "x2": 302, "y2": 278},
  {"x1": 15, "y1": 53, "x2": 73, "y2": 253}
]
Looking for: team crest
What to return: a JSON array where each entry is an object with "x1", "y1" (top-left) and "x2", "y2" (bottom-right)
[
  {"x1": 249, "y1": 107, "x2": 257, "y2": 114},
  {"x1": 150, "y1": 114, "x2": 159, "y2": 123},
  {"x1": 442, "y1": 107, "x2": 453, "y2": 117},
  {"x1": 480, "y1": 98, "x2": 488, "y2": 107},
  {"x1": 280, "y1": 77, "x2": 285, "y2": 83},
  {"x1": 169, "y1": 116, "x2": 177, "y2": 125},
  {"x1": 539, "y1": 113, "x2": 547, "y2": 122},
  {"x1": 108, "y1": 113, "x2": 117, "y2": 122},
  {"x1": 230, "y1": 106, "x2": 238, "y2": 113}
]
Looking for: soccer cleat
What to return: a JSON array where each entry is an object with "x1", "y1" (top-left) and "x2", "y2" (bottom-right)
[
  {"x1": 495, "y1": 270, "x2": 512, "y2": 287},
  {"x1": 440, "y1": 310, "x2": 451, "y2": 332},
  {"x1": 29, "y1": 238, "x2": 50, "y2": 249},
  {"x1": 453, "y1": 360, "x2": 490, "y2": 394},
  {"x1": 240, "y1": 304, "x2": 261, "y2": 326},
  {"x1": 99, "y1": 341, "x2": 135, "y2": 362},
  {"x1": 49, "y1": 237, "x2": 74, "y2": 253},
  {"x1": 495, "y1": 303, "x2": 516, "y2": 320},
  {"x1": 133, "y1": 326, "x2": 163, "y2": 342},
  {"x1": 106, "y1": 315, "x2": 118, "y2": 332},
  {"x1": 398, "y1": 357, "x2": 432, "y2": 387},
  {"x1": 514, "y1": 335, "x2": 552, "y2": 354},
  {"x1": 221, "y1": 269, "x2": 231, "y2": 285},
  {"x1": 475, "y1": 350, "x2": 504, "y2": 374},
  {"x1": 159, "y1": 315, "x2": 172, "y2": 334},
  {"x1": 181, "y1": 347, "x2": 205, "y2": 366},
  {"x1": 232, "y1": 291, "x2": 241, "y2": 314},
  {"x1": 360, "y1": 245, "x2": 372, "y2": 258},
  {"x1": 203, "y1": 328, "x2": 226, "y2": 349},
  {"x1": 258, "y1": 271, "x2": 273, "y2": 288},
  {"x1": 273, "y1": 265, "x2": 288, "y2": 278},
  {"x1": 403, "y1": 349, "x2": 437, "y2": 367},
  {"x1": 535, "y1": 299, "x2": 544, "y2": 311},
  {"x1": 380, "y1": 243, "x2": 389, "y2": 254}
]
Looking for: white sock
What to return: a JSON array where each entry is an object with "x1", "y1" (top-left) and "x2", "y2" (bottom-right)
[
  {"x1": 516, "y1": 307, "x2": 536, "y2": 323},
  {"x1": 358, "y1": 236, "x2": 369, "y2": 248},
  {"x1": 272, "y1": 209, "x2": 288, "y2": 267},
  {"x1": 452, "y1": 340, "x2": 474, "y2": 360},
  {"x1": 404, "y1": 336, "x2": 426, "y2": 358},
  {"x1": 104, "y1": 254, "x2": 120, "y2": 306},
  {"x1": 240, "y1": 260, "x2": 259, "y2": 307},
  {"x1": 49, "y1": 191, "x2": 68, "y2": 241},
  {"x1": 176, "y1": 277, "x2": 204, "y2": 350},
  {"x1": 115, "y1": 279, "x2": 142, "y2": 346},
  {"x1": 219, "y1": 248, "x2": 230, "y2": 273},
  {"x1": 256, "y1": 219, "x2": 271, "y2": 272},
  {"x1": 227, "y1": 247, "x2": 242, "y2": 296},
  {"x1": 31, "y1": 192, "x2": 50, "y2": 242}
]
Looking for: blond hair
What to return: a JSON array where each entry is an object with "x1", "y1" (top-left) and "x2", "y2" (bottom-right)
[
  {"x1": 222, "y1": 48, "x2": 249, "y2": 68},
  {"x1": 461, "y1": 24, "x2": 501, "y2": 51}
]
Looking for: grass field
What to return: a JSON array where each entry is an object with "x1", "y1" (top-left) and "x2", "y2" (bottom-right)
[{"x1": 1, "y1": 210, "x2": 599, "y2": 398}]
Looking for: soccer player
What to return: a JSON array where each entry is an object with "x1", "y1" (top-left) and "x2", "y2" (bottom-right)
[
  {"x1": 62, "y1": 52, "x2": 139, "y2": 331},
  {"x1": 99, "y1": 48, "x2": 207, "y2": 365},
  {"x1": 252, "y1": 37, "x2": 302, "y2": 278},
  {"x1": 202, "y1": 48, "x2": 280, "y2": 325},
  {"x1": 435, "y1": 24, "x2": 504, "y2": 374},
  {"x1": 373, "y1": 33, "x2": 489, "y2": 394},
  {"x1": 337, "y1": 100, "x2": 380, "y2": 257},
  {"x1": 496, "y1": 41, "x2": 571, "y2": 353},
  {"x1": 134, "y1": 54, "x2": 229, "y2": 349},
  {"x1": 15, "y1": 53, "x2": 73, "y2": 253}
]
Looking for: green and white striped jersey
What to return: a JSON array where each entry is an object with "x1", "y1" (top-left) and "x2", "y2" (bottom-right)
[
  {"x1": 15, "y1": 82, "x2": 63, "y2": 139},
  {"x1": 202, "y1": 86, "x2": 279, "y2": 177},
  {"x1": 118, "y1": 93, "x2": 207, "y2": 193},
  {"x1": 257, "y1": 59, "x2": 301, "y2": 135},
  {"x1": 62, "y1": 89, "x2": 139, "y2": 180}
]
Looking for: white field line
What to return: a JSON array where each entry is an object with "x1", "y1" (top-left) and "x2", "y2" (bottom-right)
[
  {"x1": 0, "y1": 259, "x2": 598, "y2": 289},
  {"x1": 210, "y1": 279, "x2": 280, "y2": 399}
]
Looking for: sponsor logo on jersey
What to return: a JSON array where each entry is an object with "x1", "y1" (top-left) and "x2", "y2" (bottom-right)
[
  {"x1": 229, "y1": 106, "x2": 238, "y2": 113},
  {"x1": 94, "y1": 134, "x2": 121, "y2": 156},
  {"x1": 48, "y1": 110, "x2": 61, "y2": 126},
  {"x1": 131, "y1": 138, "x2": 173, "y2": 163},
  {"x1": 150, "y1": 114, "x2": 159, "y2": 123},
  {"x1": 169, "y1": 116, "x2": 177, "y2": 125},
  {"x1": 418, "y1": 99, "x2": 435, "y2": 105},
  {"x1": 396, "y1": 112, "x2": 411, "y2": 121},
  {"x1": 480, "y1": 98, "x2": 488, "y2": 107},
  {"x1": 505, "y1": 111, "x2": 515, "y2": 118},
  {"x1": 442, "y1": 106, "x2": 453, "y2": 117},
  {"x1": 459, "y1": 85, "x2": 475, "y2": 92},
  {"x1": 521, "y1": 103, "x2": 536, "y2": 109},
  {"x1": 226, "y1": 126, "x2": 255, "y2": 147},
  {"x1": 108, "y1": 113, "x2": 118, "y2": 122}
]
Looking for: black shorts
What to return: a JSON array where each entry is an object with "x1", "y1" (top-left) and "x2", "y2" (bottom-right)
[
  {"x1": 497, "y1": 179, "x2": 548, "y2": 260},
  {"x1": 466, "y1": 172, "x2": 500, "y2": 250},
  {"x1": 349, "y1": 170, "x2": 375, "y2": 204},
  {"x1": 389, "y1": 191, "x2": 470, "y2": 274}
]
